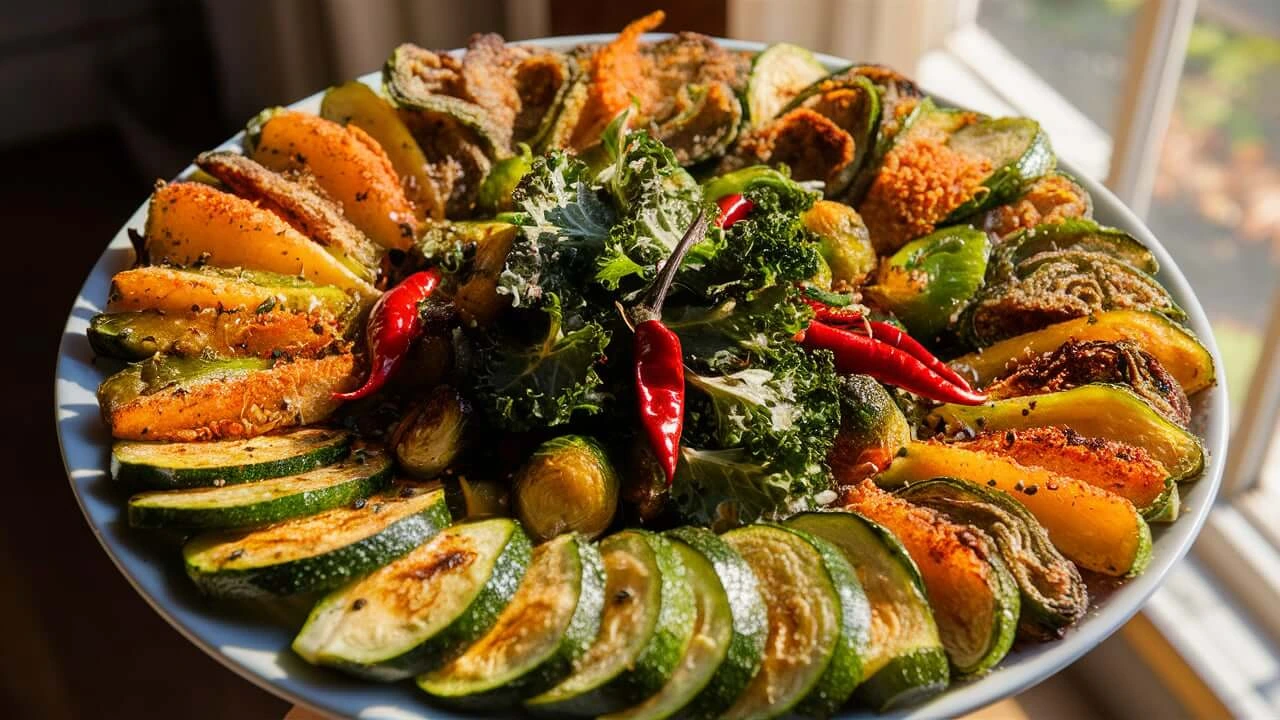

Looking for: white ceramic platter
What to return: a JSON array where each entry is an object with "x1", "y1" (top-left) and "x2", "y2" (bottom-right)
[{"x1": 55, "y1": 35, "x2": 1228, "y2": 719}]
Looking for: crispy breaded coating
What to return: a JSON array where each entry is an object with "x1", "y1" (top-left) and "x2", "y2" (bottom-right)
[
  {"x1": 985, "y1": 174, "x2": 1092, "y2": 240},
  {"x1": 569, "y1": 11, "x2": 665, "y2": 149},
  {"x1": 858, "y1": 119, "x2": 991, "y2": 253},
  {"x1": 960, "y1": 426, "x2": 1171, "y2": 511},
  {"x1": 723, "y1": 108, "x2": 856, "y2": 187}
]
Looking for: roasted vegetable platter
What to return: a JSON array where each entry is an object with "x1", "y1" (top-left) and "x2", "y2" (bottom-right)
[{"x1": 56, "y1": 16, "x2": 1227, "y2": 720}]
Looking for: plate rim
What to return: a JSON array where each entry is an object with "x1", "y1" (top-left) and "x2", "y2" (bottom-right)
[{"x1": 53, "y1": 33, "x2": 1229, "y2": 720}]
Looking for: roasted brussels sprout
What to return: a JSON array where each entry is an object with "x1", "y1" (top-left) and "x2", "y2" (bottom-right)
[
  {"x1": 803, "y1": 200, "x2": 876, "y2": 287},
  {"x1": 828, "y1": 374, "x2": 912, "y2": 483},
  {"x1": 513, "y1": 435, "x2": 619, "y2": 542},
  {"x1": 476, "y1": 145, "x2": 533, "y2": 214},
  {"x1": 447, "y1": 476, "x2": 510, "y2": 519},
  {"x1": 864, "y1": 226, "x2": 990, "y2": 341},
  {"x1": 391, "y1": 385, "x2": 471, "y2": 479},
  {"x1": 962, "y1": 250, "x2": 1183, "y2": 346},
  {"x1": 985, "y1": 339, "x2": 1192, "y2": 427}
]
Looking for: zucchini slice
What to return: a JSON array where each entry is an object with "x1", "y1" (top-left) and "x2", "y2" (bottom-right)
[
  {"x1": 106, "y1": 265, "x2": 356, "y2": 319},
  {"x1": 781, "y1": 73, "x2": 882, "y2": 195},
  {"x1": 897, "y1": 479, "x2": 1089, "y2": 639},
  {"x1": 842, "y1": 480, "x2": 1019, "y2": 676},
  {"x1": 990, "y1": 219, "x2": 1157, "y2": 279},
  {"x1": 931, "y1": 384, "x2": 1206, "y2": 482},
  {"x1": 292, "y1": 517, "x2": 532, "y2": 681},
  {"x1": 720, "y1": 524, "x2": 868, "y2": 719},
  {"x1": 88, "y1": 309, "x2": 343, "y2": 362},
  {"x1": 602, "y1": 527, "x2": 767, "y2": 720},
  {"x1": 786, "y1": 512, "x2": 949, "y2": 711},
  {"x1": 949, "y1": 309, "x2": 1215, "y2": 394},
  {"x1": 127, "y1": 448, "x2": 392, "y2": 529},
  {"x1": 527, "y1": 530, "x2": 696, "y2": 717},
  {"x1": 746, "y1": 43, "x2": 829, "y2": 128},
  {"x1": 418, "y1": 533, "x2": 605, "y2": 708},
  {"x1": 383, "y1": 43, "x2": 507, "y2": 156},
  {"x1": 942, "y1": 117, "x2": 1056, "y2": 222},
  {"x1": 879, "y1": 442, "x2": 1152, "y2": 577},
  {"x1": 112, "y1": 427, "x2": 352, "y2": 489},
  {"x1": 183, "y1": 483, "x2": 450, "y2": 597}
]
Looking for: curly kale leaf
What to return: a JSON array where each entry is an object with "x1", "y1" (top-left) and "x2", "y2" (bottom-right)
[
  {"x1": 663, "y1": 284, "x2": 812, "y2": 370},
  {"x1": 472, "y1": 295, "x2": 610, "y2": 431},
  {"x1": 673, "y1": 343, "x2": 841, "y2": 524},
  {"x1": 594, "y1": 125, "x2": 718, "y2": 292},
  {"x1": 499, "y1": 152, "x2": 614, "y2": 309},
  {"x1": 682, "y1": 183, "x2": 821, "y2": 299}
]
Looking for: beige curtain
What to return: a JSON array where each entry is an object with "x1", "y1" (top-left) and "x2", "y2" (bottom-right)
[{"x1": 201, "y1": 0, "x2": 550, "y2": 124}]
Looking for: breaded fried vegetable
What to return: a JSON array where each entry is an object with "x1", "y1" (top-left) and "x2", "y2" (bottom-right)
[
  {"x1": 566, "y1": 11, "x2": 665, "y2": 150},
  {"x1": 98, "y1": 353, "x2": 359, "y2": 441},
  {"x1": 653, "y1": 81, "x2": 742, "y2": 165},
  {"x1": 106, "y1": 266, "x2": 355, "y2": 318},
  {"x1": 145, "y1": 182, "x2": 378, "y2": 299},
  {"x1": 877, "y1": 442, "x2": 1151, "y2": 577},
  {"x1": 897, "y1": 478, "x2": 1088, "y2": 640},
  {"x1": 988, "y1": 219, "x2": 1157, "y2": 280},
  {"x1": 959, "y1": 426, "x2": 1174, "y2": 516},
  {"x1": 982, "y1": 173, "x2": 1092, "y2": 240},
  {"x1": 196, "y1": 151, "x2": 382, "y2": 281},
  {"x1": 948, "y1": 310, "x2": 1215, "y2": 393},
  {"x1": 722, "y1": 108, "x2": 856, "y2": 190},
  {"x1": 250, "y1": 110, "x2": 420, "y2": 250},
  {"x1": 962, "y1": 251, "x2": 1183, "y2": 346},
  {"x1": 88, "y1": 309, "x2": 343, "y2": 361},
  {"x1": 842, "y1": 480, "x2": 1018, "y2": 675},
  {"x1": 321, "y1": 80, "x2": 446, "y2": 220},
  {"x1": 984, "y1": 339, "x2": 1191, "y2": 427}
]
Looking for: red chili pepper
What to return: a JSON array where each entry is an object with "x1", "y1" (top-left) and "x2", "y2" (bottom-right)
[
  {"x1": 801, "y1": 298, "x2": 975, "y2": 390},
  {"x1": 333, "y1": 269, "x2": 441, "y2": 401},
  {"x1": 800, "y1": 320, "x2": 988, "y2": 405},
  {"x1": 715, "y1": 193, "x2": 754, "y2": 228},
  {"x1": 629, "y1": 212, "x2": 710, "y2": 484}
]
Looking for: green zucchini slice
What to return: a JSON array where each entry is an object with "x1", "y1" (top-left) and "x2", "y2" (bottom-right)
[
  {"x1": 943, "y1": 117, "x2": 1056, "y2": 222},
  {"x1": 527, "y1": 530, "x2": 696, "y2": 717},
  {"x1": 127, "y1": 448, "x2": 392, "y2": 529},
  {"x1": 931, "y1": 383, "x2": 1206, "y2": 481},
  {"x1": 602, "y1": 527, "x2": 768, "y2": 720},
  {"x1": 786, "y1": 511, "x2": 949, "y2": 711},
  {"x1": 418, "y1": 533, "x2": 605, "y2": 708},
  {"x1": 292, "y1": 517, "x2": 532, "y2": 681},
  {"x1": 112, "y1": 428, "x2": 352, "y2": 489},
  {"x1": 720, "y1": 524, "x2": 869, "y2": 719},
  {"x1": 383, "y1": 43, "x2": 507, "y2": 156},
  {"x1": 183, "y1": 483, "x2": 450, "y2": 597},
  {"x1": 781, "y1": 73, "x2": 882, "y2": 195},
  {"x1": 990, "y1": 218, "x2": 1158, "y2": 279},
  {"x1": 897, "y1": 479, "x2": 1089, "y2": 640},
  {"x1": 746, "y1": 43, "x2": 828, "y2": 128}
]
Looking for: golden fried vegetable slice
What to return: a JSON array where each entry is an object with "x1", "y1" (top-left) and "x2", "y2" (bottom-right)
[
  {"x1": 251, "y1": 110, "x2": 420, "y2": 250},
  {"x1": 959, "y1": 426, "x2": 1172, "y2": 515},
  {"x1": 722, "y1": 108, "x2": 857, "y2": 189},
  {"x1": 983, "y1": 174, "x2": 1092, "y2": 241},
  {"x1": 949, "y1": 310, "x2": 1215, "y2": 393},
  {"x1": 984, "y1": 339, "x2": 1191, "y2": 427},
  {"x1": 196, "y1": 151, "x2": 382, "y2": 281},
  {"x1": 145, "y1": 182, "x2": 377, "y2": 299},
  {"x1": 568, "y1": 11, "x2": 665, "y2": 150},
  {"x1": 106, "y1": 266, "x2": 355, "y2": 318},
  {"x1": 842, "y1": 480, "x2": 1018, "y2": 675},
  {"x1": 99, "y1": 353, "x2": 359, "y2": 441},
  {"x1": 88, "y1": 308, "x2": 343, "y2": 361},
  {"x1": 878, "y1": 442, "x2": 1151, "y2": 577},
  {"x1": 321, "y1": 81, "x2": 445, "y2": 220}
]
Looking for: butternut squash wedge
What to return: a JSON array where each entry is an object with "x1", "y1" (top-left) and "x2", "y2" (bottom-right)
[
  {"x1": 931, "y1": 384, "x2": 1205, "y2": 482},
  {"x1": 877, "y1": 442, "x2": 1151, "y2": 577},
  {"x1": 107, "y1": 266, "x2": 355, "y2": 318},
  {"x1": 251, "y1": 109, "x2": 421, "y2": 250},
  {"x1": 959, "y1": 426, "x2": 1174, "y2": 519},
  {"x1": 948, "y1": 310, "x2": 1214, "y2": 393},
  {"x1": 145, "y1": 182, "x2": 378, "y2": 299},
  {"x1": 842, "y1": 480, "x2": 1018, "y2": 676}
]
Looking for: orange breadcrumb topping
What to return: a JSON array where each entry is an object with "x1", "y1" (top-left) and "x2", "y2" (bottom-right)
[
  {"x1": 860, "y1": 118, "x2": 991, "y2": 254},
  {"x1": 569, "y1": 11, "x2": 665, "y2": 150},
  {"x1": 985, "y1": 174, "x2": 1090, "y2": 239}
]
